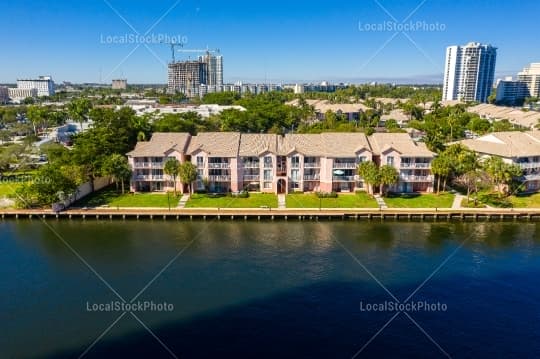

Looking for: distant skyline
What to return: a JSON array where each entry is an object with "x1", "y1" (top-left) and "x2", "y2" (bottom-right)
[{"x1": 1, "y1": 0, "x2": 539, "y2": 84}]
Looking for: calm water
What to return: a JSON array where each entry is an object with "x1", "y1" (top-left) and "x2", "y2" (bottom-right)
[{"x1": 1, "y1": 220, "x2": 540, "y2": 358}]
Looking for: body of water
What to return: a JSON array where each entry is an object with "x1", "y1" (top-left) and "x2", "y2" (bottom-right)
[{"x1": 1, "y1": 220, "x2": 540, "y2": 358}]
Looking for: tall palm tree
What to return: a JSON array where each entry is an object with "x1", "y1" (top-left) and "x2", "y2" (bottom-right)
[{"x1": 163, "y1": 158, "x2": 181, "y2": 196}]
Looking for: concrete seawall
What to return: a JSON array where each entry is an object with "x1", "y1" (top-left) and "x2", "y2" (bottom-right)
[{"x1": 2, "y1": 208, "x2": 540, "y2": 221}]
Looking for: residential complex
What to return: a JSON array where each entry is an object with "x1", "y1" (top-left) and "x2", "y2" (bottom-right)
[
  {"x1": 127, "y1": 132, "x2": 435, "y2": 194},
  {"x1": 442, "y1": 42, "x2": 497, "y2": 103},
  {"x1": 0, "y1": 86, "x2": 8, "y2": 104},
  {"x1": 8, "y1": 88, "x2": 38, "y2": 102},
  {"x1": 495, "y1": 78, "x2": 530, "y2": 105},
  {"x1": 16, "y1": 76, "x2": 55, "y2": 97},
  {"x1": 111, "y1": 79, "x2": 127, "y2": 90},
  {"x1": 459, "y1": 131, "x2": 540, "y2": 192}
]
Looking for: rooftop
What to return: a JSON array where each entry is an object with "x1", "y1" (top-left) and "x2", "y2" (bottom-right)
[
  {"x1": 127, "y1": 132, "x2": 191, "y2": 157},
  {"x1": 458, "y1": 131, "x2": 540, "y2": 158}
]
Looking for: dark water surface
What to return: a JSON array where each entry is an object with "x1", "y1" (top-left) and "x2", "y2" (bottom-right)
[{"x1": 1, "y1": 220, "x2": 540, "y2": 358}]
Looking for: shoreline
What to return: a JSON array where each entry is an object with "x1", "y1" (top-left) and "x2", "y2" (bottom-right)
[{"x1": 2, "y1": 207, "x2": 540, "y2": 221}]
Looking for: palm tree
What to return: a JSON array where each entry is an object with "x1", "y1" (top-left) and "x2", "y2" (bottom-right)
[
  {"x1": 103, "y1": 154, "x2": 131, "y2": 194},
  {"x1": 163, "y1": 158, "x2": 181, "y2": 196},
  {"x1": 431, "y1": 154, "x2": 452, "y2": 193},
  {"x1": 378, "y1": 165, "x2": 399, "y2": 196},
  {"x1": 178, "y1": 162, "x2": 198, "y2": 194},
  {"x1": 358, "y1": 161, "x2": 379, "y2": 195}
]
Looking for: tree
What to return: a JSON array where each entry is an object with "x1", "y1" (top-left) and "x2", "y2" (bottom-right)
[
  {"x1": 358, "y1": 161, "x2": 379, "y2": 195},
  {"x1": 483, "y1": 156, "x2": 522, "y2": 197},
  {"x1": 378, "y1": 165, "x2": 399, "y2": 196},
  {"x1": 178, "y1": 162, "x2": 198, "y2": 194},
  {"x1": 26, "y1": 105, "x2": 47, "y2": 136},
  {"x1": 163, "y1": 158, "x2": 181, "y2": 195},
  {"x1": 67, "y1": 98, "x2": 93, "y2": 130},
  {"x1": 431, "y1": 154, "x2": 452, "y2": 193},
  {"x1": 103, "y1": 154, "x2": 131, "y2": 194}
]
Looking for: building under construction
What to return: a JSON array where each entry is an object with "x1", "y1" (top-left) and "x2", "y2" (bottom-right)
[{"x1": 167, "y1": 50, "x2": 223, "y2": 98}]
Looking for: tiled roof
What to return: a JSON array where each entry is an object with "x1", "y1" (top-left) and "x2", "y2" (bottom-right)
[
  {"x1": 238, "y1": 133, "x2": 278, "y2": 156},
  {"x1": 369, "y1": 133, "x2": 434, "y2": 157},
  {"x1": 186, "y1": 132, "x2": 241, "y2": 157},
  {"x1": 127, "y1": 132, "x2": 190, "y2": 157},
  {"x1": 320, "y1": 133, "x2": 371, "y2": 157},
  {"x1": 459, "y1": 131, "x2": 540, "y2": 158}
]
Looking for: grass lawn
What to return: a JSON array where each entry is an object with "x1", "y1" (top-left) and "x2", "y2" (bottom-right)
[
  {"x1": 461, "y1": 198, "x2": 486, "y2": 208},
  {"x1": 508, "y1": 193, "x2": 540, "y2": 208},
  {"x1": 384, "y1": 193, "x2": 455, "y2": 208},
  {"x1": 185, "y1": 193, "x2": 278, "y2": 208},
  {"x1": 0, "y1": 182, "x2": 22, "y2": 198},
  {"x1": 74, "y1": 186, "x2": 180, "y2": 208},
  {"x1": 286, "y1": 192, "x2": 379, "y2": 208}
]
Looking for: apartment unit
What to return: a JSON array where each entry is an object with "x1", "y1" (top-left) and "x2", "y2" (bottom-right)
[
  {"x1": 369, "y1": 133, "x2": 435, "y2": 193},
  {"x1": 127, "y1": 132, "x2": 435, "y2": 194},
  {"x1": 0, "y1": 86, "x2": 8, "y2": 104},
  {"x1": 459, "y1": 131, "x2": 540, "y2": 192},
  {"x1": 8, "y1": 88, "x2": 38, "y2": 102},
  {"x1": 496, "y1": 78, "x2": 530, "y2": 105},
  {"x1": 442, "y1": 42, "x2": 497, "y2": 103},
  {"x1": 127, "y1": 133, "x2": 191, "y2": 192}
]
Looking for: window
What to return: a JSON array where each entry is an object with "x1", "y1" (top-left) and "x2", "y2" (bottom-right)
[
  {"x1": 196, "y1": 156, "x2": 204, "y2": 167},
  {"x1": 291, "y1": 169, "x2": 300, "y2": 181},
  {"x1": 263, "y1": 182, "x2": 272, "y2": 189},
  {"x1": 264, "y1": 156, "x2": 273, "y2": 168},
  {"x1": 387, "y1": 156, "x2": 394, "y2": 166},
  {"x1": 264, "y1": 169, "x2": 273, "y2": 181},
  {"x1": 291, "y1": 156, "x2": 300, "y2": 168},
  {"x1": 358, "y1": 156, "x2": 366, "y2": 163}
]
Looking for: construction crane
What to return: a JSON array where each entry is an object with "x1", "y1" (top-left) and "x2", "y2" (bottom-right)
[{"x1": 161, "y1": 41, "x2": 184, "y2": 63}]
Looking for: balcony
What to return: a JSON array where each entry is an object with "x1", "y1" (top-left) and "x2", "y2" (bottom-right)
[
  {"x1": 333, "y1": 162, "x2": 357, "y2": 169},
  {"x1": 519, "y1": 162, "x2": 540, "y2": 170},
  {"x1": 304, "y1": 162, "x2": 320, "y2": 168},
  {"x1": 243, "y1": 175, "x2": 260, "y2": 181},
  {"x1": 135, "y1": 175, "x2": 164, "y2": 181},
  {"x1": 208, "y1": 163, "x2": 230, "y2": 169},
  {"x1": 400, "y1": 175, "x2": 433, "y2": 182},
  {"x1": 242, "y1": 162, "x2": 260, "y2": 168},
  {"x1": 400, "y1": 162, "x2": 431, "y2": 169},
  {"x1": 208, "y1": 175, "x2": 231, "y2": 182},
  {"x1": 303, "y1": 174, "x2": 320, "y2": 181},
  {"x1": 332, "y1": 176, "x2": 356, "y2": 182},
  {"x1": 133, "y1": 162, "x2": 163, "y2": 169}
]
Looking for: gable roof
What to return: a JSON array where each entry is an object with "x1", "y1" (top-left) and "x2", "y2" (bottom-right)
[
  {"x1": 127, "y1": 132, "x2": 190, "y2": 157},
  {"x1": 458, "y1": 131, "x2": 540, "y2": 158},
  {"x1": 369, "y1": 133, "x2": 434, "y2": 157},
  {"x1": 186, "y1": 132, "x2": 241, "y2": 157}
]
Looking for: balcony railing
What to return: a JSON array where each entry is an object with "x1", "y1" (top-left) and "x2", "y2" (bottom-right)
[
  {"x1": 401, "y1": 162, "x2": 431, "y2": 169},
  {"x1": 242, "y1": 162, "x2": 260, "y2": 168},
  {"x1": 208, "y1": 175, "x2": 231, "y2": 182},
  {"x1": 133, "y1": 162, "x2": 163, "y2": 168},
  {"x1": 135, "y1": 175, "x2": 164, "y2": 180},
  {"x1": 519, "y1": 162, "x2": 540, "y2": 169},
  {"x1": 332, "y1": 175, "x2": 356, "y2": 182},
  {"x1": 303, "y1": 174, "x2": 320, "y2": 181},
  {"x1": 208, "y1": 163, "x2": 230, "y2": 169},
  {"x1": 333, "y1": 162, "x2": 357, "y2": 169},
  {"x1": 400, "y1": 175, "x2": 433, "y2": 182},
  {"x1": 243, "y1": 175, "x2": 260, "y2": 181},
  {"x1": 304, "y1": 162, "x2": 320, "y2": 168}
]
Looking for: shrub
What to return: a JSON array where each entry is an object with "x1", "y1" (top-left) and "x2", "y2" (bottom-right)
[
  {"x1": 316, "y1": 191, "x2": 338, "y2": 198},
  {"x1": 229, "y1": 191, "x2": 249, "y2": 198}
]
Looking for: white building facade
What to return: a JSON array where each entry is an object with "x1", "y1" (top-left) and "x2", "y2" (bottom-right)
[{"x1": 17, "y1": 76, "x2": 55, "y2": 97}]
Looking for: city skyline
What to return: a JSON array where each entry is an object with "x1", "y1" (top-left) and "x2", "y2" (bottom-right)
[{"x1": 1, "y1": 0, "x2": 540, "y2": 84}]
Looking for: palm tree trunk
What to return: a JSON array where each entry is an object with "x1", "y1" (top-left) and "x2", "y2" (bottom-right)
[
  {"x1": 437, "y1": 176, "x2": 441, "y2": 194},
  {"x1": 443, "y1": 177, "x2": 447, "y2": 192},
  {"x1": 121, "y1": 180, "x2": 125, "y2": 194}
]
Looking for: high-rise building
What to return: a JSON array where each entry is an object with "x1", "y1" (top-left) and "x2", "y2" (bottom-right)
[
  {"x1": 442, "y1": 42, "x2": 497, "y2": 103},
  {"x1": 17, "y1": 76, "x2": 55, "y2": 97},
  {"x1": 0, "y1": 87, "x2": 9, "y2": 104},
  {"x1": 517, "y1": 63, "x2": 540, "y2": 99},
  {"x1": 112, "y1": 79, "x2": 127, "y2": 90},
  {"x1": 167, "y1": 61, "x2": 207, "y2": 97},
  {"x1": 199, "y1": 54, "x2": 223, "y2": 87},
  {"x1": 495, "y1": 77, "x2": 530, "y2": 105}
]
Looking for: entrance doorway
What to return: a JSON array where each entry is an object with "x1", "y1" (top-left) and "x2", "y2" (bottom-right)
[{"x1": 277, "y1": 179, "x2": 286, "y2": 194}]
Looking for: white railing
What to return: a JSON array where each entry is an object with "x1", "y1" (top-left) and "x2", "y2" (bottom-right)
[
  {"x1": 133, "y1": 162, "x2": 163, "y2": 168},
  {"x1": 333, "y1": 162, "x2": 357, "y2": 169},
  {"x1": 208, "y1": 163, "x2": 230, "y2": 169},
  {"x1": 208, "y1": 175, "x2": 231, "y2": 182},
  {"x1": 401, "y1": 162, "x2": 431, "y2": 169},
  {"x1": 304, "y1": 175, "x2": 320, "y2": 181},
  {"x1": 304, "y1": 162, "x2": 320, "y2": 168},
  {"x1": 135, "y1": 175, "x2": 164, "y2": 180},
  {"x1": 243, "y1": 175, "x2": 260, "y2": 181},
  {"x1": 242, "y1": 162, "x2": 260, "y2": 168},
  {"x1": 333, "y1": 176, "x2": 356, "y2": 181},
  {"x1": 400, "y1": 175, "x2": 433, "y2": 182},
  {"x1": 519, "y1": 162, "x2": 540, "y2": 169}
]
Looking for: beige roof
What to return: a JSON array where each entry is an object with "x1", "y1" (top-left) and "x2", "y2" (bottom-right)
[
  {"x1": 468, "y1": 104, "x2": 540, "y2": 129},
  {"x1": 458, "y1": 131, "x2": 540, "y2": 158},
  {"x1": 187, "y1": 132, "x2": 241, "y2": 157},
  {"x1": 238, "y1": 133, "x2": 279, "y2": 156},
  {"x1": 127, "y1": 132, "x2": 190, "y2": 157},
  {"x1": 320, "y1": 133, "x2": 371, "y2": 157},
  {"x1": 287, "y1": 99, "x2": 368, "y2": 113},
  {"x1": 369, "y1": 133, "x2": 434, "y2": 157},
  {"x1": 280, "y1": 134, "x2": 324, "y2": 156}
]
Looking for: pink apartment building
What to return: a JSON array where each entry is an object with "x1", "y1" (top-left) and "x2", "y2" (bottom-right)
[{"x1": 127, "y1": 132, "x2": 435, "y2": 194}]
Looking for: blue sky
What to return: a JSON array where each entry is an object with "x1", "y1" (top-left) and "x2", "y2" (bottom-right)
[{"x1": 1, "y1": 0, "x2": 539, "y2": 84}]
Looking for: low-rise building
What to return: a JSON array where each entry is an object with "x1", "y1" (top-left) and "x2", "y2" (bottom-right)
[
  {"x1": 459, "y1": 131, "x2": 540, "y2": 192},
  {"x1": 0, "y1": 86, "x2": 9, "y2": 104},
  {"x1": 127, "y1": 132, "x2": 436, "y2": 194},
  {"x1": 8, "y1": 88, "x2": 38, "y2": 102},
  {"x1": 17, "y1": 76, "x2": 55, "y2": 97}
]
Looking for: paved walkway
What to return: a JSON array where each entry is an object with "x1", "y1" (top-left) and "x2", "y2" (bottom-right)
[
  {"x1": 177, "y1": 194, "x2": 190, "y2": 209},
  {"x1": 374, "y1": 194, "x2": 388, "y2": 209},
  {"x1": 451, "y1": 194, "x2": 465, "y2": 209},
  {"x1": 278, "y1": 194, "x2": 286, "y2": 209}
]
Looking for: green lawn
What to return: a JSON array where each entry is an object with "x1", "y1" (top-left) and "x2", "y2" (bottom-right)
[
  {"x1": 0, "y1": 182, "x2": 22, "y2": 198},
  {"x1": 508, "y1": 193, "x2": 540, "y2": 208},
  {"x1": 185, "y1": 193, "x2": 278, "y2": 208},
  {"x1": 74, "y1": 186, "x2": 180, "y2": 208},
  {"x1": 384, "y1": 193, "x2": 455, "y2": 208},
  {"x1": 286, "y1": 192, "x2": 379, "y2": 208}
]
